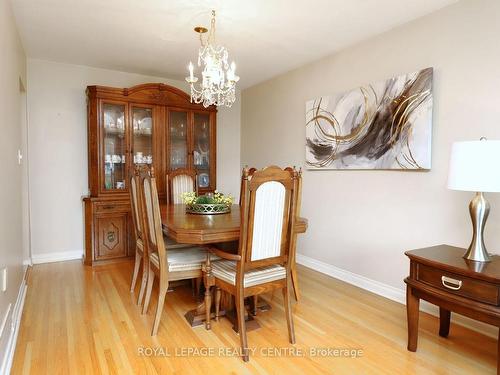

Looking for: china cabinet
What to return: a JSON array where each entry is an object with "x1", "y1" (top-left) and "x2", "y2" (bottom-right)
[{"x1": 83, "y1": 83, "x2": 217, "y2": 265}]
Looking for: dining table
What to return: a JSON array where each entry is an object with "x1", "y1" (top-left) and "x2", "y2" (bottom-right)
[{"x1": 160, "y1": 203, "x2": 308, "y2": 329}]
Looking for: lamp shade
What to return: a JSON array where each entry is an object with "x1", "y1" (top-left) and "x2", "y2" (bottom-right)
[{"x1": 448, "y1": 140, "x2": 500, "y2": 192}]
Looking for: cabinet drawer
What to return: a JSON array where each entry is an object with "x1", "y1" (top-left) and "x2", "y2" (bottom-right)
[
  {"x1": 417, "y1": 264, "x2": 500, "y2": 305},
  {"x1": 95, "y1": 201, "x2": 130, "y2": 213}
]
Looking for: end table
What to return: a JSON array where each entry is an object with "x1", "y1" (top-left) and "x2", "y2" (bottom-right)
[{"x1": 405, "y1": 244, "x2": 500, "y2": 374}]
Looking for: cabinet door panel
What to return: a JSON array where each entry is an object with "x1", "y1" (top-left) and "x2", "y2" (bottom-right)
[
  {"x1": 102, "y1": 102, "x2": 128, "y2": 192},
  {"x1": 169, "y1": 110, "x2": 189, "y2": 170},
  {"x1": 95, "y1": 214, "x2": 128, "y2": 260},
  {"x1": 193, "y1": 112, "x2": 211, "y2": 189},
  {"x1": 132, "y1": 106, "x2": 154, "y2": 166}
]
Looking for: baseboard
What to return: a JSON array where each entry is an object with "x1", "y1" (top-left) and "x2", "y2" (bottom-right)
[
  {"x1": 31, "y1": 250, "x2": 83, "y2": 264},
  {"x1": 0, "y1": 272, "x2": 27, "y2": 375},
  {"x1": 296, "y1": 253, "x2": 497, "y2": 338}
]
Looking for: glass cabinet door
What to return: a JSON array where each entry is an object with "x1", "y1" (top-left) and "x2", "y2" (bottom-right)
[
  {"x1": 103, "y1": 103, "x2": 126, "y2": 191},
  {"x1": 169, "y1": 111, "x2": 188, "y2": 170},
  {"x1": 132, "y1": 106, "x2": 153, "y2": 166},
  {"x1": 193, "y1": 113, "x2": 211, "y2": 189}
]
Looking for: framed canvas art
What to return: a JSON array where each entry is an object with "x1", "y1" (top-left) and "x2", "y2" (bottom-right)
[{"x1": 305, "y1": 67, "x2": 433, "y2": 170}]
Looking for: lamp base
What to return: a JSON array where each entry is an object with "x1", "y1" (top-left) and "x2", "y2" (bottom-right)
[{"x1": 463, "y1": 192, "x2": 491, "y2": 262}]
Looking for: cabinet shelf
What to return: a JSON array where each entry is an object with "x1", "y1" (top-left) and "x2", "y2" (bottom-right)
[
  {"x1": 133, "y1": 129, "x2": 152, "y2": 136},
  {"x1": 104, "y1": 127, "x2": 125, "y2": 135}
]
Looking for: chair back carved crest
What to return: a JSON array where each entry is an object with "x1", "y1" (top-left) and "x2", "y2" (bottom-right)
[
  {"x1": 166, "y1": 168, "x2": 198, "y2": 204},
  {"x1": 285, "y1": 166, "x2": 302, "y2": 217},
  {"x1": 239, "y1": 167, "x2": 256, "y2": 206}
]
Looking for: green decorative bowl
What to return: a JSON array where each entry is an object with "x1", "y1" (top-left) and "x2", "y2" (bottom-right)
[{"x1": 186, "y1": 203, "x2": 231, "y2": 215}]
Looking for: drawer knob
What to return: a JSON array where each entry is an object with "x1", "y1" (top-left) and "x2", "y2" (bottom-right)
[
  {"x1": 441, "y1": 276, "x2": 462, "y2": 290},
  {"x1": 102, "y1": 205, "x2": 115, "y2": 210}
]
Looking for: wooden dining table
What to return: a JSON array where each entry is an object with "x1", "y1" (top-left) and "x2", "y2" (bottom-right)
[{"x1": 160, "y1": 203, "x2": 308, "y2": 328}]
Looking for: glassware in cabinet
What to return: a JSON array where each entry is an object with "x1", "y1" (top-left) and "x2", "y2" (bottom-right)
[{"x1": 132, "y1": 107, "x2": 153, "y2": 165}]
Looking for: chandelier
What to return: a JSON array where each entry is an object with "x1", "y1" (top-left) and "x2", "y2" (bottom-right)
[{"x1": 185, "y1": 10, "x2": 239, "y2": 108}]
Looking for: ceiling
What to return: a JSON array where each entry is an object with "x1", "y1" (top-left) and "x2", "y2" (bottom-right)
[{"x1": 11, "y1": 0, "x2": 457, "y2": 89}]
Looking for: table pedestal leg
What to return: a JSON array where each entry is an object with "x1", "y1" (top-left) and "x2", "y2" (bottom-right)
[
  {"x1": 184, "y1": 300, "x2": 226, "y2": 327},
  {"x1": 184, "y1": 292, "x2": 271, "y2": 332},
  {"x1": 184, "y1": 292, "x2": 272, "y2": 331},
  {"x1": 407, "y1": 286, "x2": 420, "y2": 352},
  {"x1": 184, "y1": 286, "x2": 224, "y2": 328}
]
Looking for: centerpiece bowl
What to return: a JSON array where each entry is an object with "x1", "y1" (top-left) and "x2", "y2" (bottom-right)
[{"x1": 181, "y1": 191, "x2": 233, "y2": 215}]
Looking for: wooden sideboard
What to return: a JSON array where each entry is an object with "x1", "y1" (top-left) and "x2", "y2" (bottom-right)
[{"x1": 83, "y1": 83, "x2": 217, "y2": 265}]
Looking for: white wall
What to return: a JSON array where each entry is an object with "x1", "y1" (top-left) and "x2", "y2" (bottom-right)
[
  {"x1": 0, "y1": 0, "x2": 27, "y2": 371},
  {"x1": 241, "y1": 0, "x2": 500, "y2": 290},
  {"x1": 217, "y1": 91, "x2": 242, "y2": 200},
  {"x1": 27, "y1": 59, "x2": 241, "y2": 259}
]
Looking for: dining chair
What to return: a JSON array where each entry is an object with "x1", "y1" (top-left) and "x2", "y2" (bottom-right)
[
  {"x1": 285, "y1": 167, "x2": 302, "y2": 301},
  {"x1": 238, "y1": 166, "x2": 301, "y2": 308},
  {"x1": 165, "y1": 169, "x2": 203, "y2": 247},
  {"x1": 204, "y1": 166, "x2": 299, "y2": 362},
  {"x1": 137, "y1": 165, "x2": 210, "y2": 335},
  {"x1": 166, "y1": 168, "x2": 198, "y2": 204},
  {"x1": 238, "y1": 167, "x2": 260, "y2": 315},
  {"x1": 129, "y1": 166, "x2": 148, "y2": 305},
  {"x1": 165, "y1": 168, "x2": 204, "y2": 293}
]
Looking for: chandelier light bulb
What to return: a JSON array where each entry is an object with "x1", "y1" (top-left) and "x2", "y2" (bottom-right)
[
  {"x1": 186, "y1": 61, "x2": 198, "y2": 83},
  {"x1": 188, "y1": 62, "x2": 194, "y2": 79}
]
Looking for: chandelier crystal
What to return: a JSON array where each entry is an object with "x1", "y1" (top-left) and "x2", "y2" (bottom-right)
[{"x1": 185, "y1": 10, "x2": 239, "y2": 108}]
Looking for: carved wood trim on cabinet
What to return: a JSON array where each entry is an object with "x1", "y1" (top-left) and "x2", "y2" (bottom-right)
[{"x1": 95, "y1": 213, "x2": 129, "y2": 260}]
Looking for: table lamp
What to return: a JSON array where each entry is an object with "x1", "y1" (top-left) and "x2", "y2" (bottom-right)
[{"x1": 447, "y1": 139, "x2": 500, "y2": 262}]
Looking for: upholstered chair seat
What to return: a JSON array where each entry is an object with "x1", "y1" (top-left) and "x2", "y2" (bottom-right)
[
  {"x1": 149, "y1": 245, "x2": 218, "y2": 272},
  {"x1": 211, "y1": 259, "x2": 286, "y2": 287}
]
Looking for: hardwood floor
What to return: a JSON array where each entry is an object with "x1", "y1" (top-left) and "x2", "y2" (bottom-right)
[{"x1": 11, "y1": 260, "x2": 497, "y2": 374}]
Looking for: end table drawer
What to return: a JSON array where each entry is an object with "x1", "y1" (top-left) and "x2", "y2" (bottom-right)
[{"x1": 417, "y1": 264, "x2": 500, "y2": 305}]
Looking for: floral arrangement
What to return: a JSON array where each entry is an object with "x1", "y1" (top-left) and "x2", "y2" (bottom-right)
[{"x1": 180, "y1": 191, "x2": 234, "y2": 214}]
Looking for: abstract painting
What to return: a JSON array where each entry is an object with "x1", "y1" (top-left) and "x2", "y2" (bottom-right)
[{"x1": 305, "y1": 67, "x2": 433, "y2": 170}]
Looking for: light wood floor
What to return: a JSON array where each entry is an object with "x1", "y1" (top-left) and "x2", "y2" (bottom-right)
[{"x1": 11, "y1": 260, "x2": 496, "y2": 374}]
